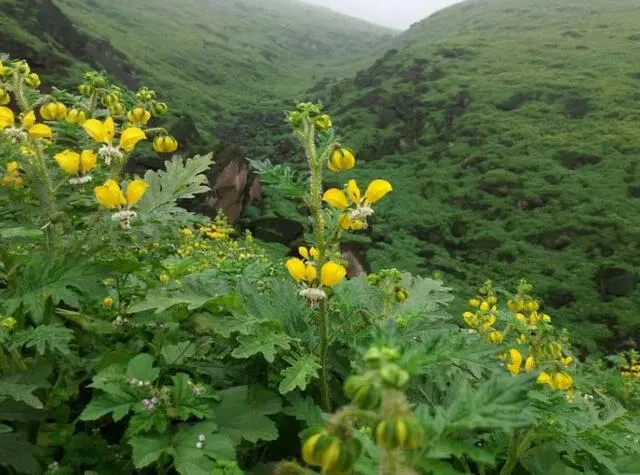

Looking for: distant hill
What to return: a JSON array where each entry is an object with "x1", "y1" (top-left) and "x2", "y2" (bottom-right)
[
  {"x1": 305, "y1": 0, "x2": 640, "y2": 349},
  {"x1": 1, "y1": 0, "x2": 395, "y2": 135}
]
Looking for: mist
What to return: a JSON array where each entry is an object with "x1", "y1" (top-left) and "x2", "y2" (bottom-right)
[{"x1": 302, "y1": 0, "x2": 464, "y2": 30}]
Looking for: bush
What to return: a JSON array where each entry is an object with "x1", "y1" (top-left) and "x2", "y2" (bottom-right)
[{"x1": 0, "y1": 58, "x2": 638, "y2": 475}]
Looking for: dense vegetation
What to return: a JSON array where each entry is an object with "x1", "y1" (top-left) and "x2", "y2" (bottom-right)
[
  {"x1": 0, "y1": 58, "x2": 639, "y2": 475},
  {"x1": 285, "y1": 0, "x2": 640, "y2": 350}
]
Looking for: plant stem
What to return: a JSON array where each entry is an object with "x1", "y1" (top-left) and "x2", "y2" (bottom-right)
[
  {"x1": 303, "y1": 121, "x2": 332, "y2": 412},
  {"x1": 31, "y1": 141, "x2": 60, "y2": 250},
  {"x1": 498, "y1": 429, "x2": 535, "y2": 475}
]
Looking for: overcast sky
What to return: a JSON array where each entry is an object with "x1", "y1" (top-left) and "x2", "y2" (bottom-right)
[{"x1": 303, "y1": 0, "x2": 464, "y2": 30}]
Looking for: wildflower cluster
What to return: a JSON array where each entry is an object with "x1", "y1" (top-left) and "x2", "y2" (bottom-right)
[
  {"x1": 619, "y1": 350, "x2": 640, "y2": 379},
  {"x1": 286, "y1": 246, "x2": 346, "y2": 303},
  {"x1": 464, "y1": 280, "x2": 575, "y2": 397},
  {"x1": 2, "y1": 161, "x2": 23, "y2": 187}
]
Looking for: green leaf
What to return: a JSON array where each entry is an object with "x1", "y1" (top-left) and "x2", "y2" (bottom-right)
[
  {"x1": 283, "y1": 393, "x2": 325, "y2": 427},
  {"x1": 129, "y1": 269, "x2": 230, "y2": 314},
  {"x1": 192, "y1": 311, "x2": 268, "y2": 338},
  {"x1": 0, "y1": 400, "x2": 46, "y2": 421},
  {"x1": 214, "y1": 386, "x2": 281, "y2": 443},
  {"x1": 126, "y1": 354, "x2": 160, "y2": 383},
  {"x1": 127, "y1": 410, "x2": 169, "y2": 437},
  {"x1": 279, "y1": 354, "x2": 321, "y2": 394},
  {"x1": 173, "y1": 422, "x2": 236, "y2": 474},
  {"x1": 1, "y1": 253, "x2": 105, "y2": 323},
  {"x1": 10, "y1": 324, "x2": 74, "y2": 356},
  {"x1": 79, "y1": 390, "x2": 137, "y2": 422},
  {"x1": 0, "y1": 424, "x2": 11, "y2": 433},
  {"x1": 171, "y1": 373, "x2": 215, "y2": 420},
  {"x1": 129, "y1": 434, "x2": 172, "y2": 469},
  {"x1": 0, "y1": 381, "x2": 43, "y2": 409},
  {"x1": 521, "y1": 444, "x2": 583, "y2": 475},
  {"x1": 162, "y1": 341, "x2": 197, "y2": 365},
  {"x1": 0, "y1": 433, "x2": 42, "y2": 475},
  {"x1": 137, "y1": 154, "x2": 214, "y2": 215},
  {"x1": 427, "y1": 438, "x2": 495, "y2": 465},
  {"x1": 231, "y1": 328, "x2": 291, "y2": 363}
]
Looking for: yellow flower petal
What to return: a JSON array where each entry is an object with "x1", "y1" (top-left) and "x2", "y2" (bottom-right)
[
  {"x1": 286, "y1": 258, "x2": 307, "y2": 282},
  {"x1": 305, "y1": 264, "x2": 317, "y2": 283},
  {"x1": 28, "y1": 123, "x2": 52, "y2": 139},
  {"x1": 120, "y1": 127, "x2": 146, "y2": 152},
  {"x1": 339, "y1": 213, "x2": 364, "y2": 231},
  {"x1": 83, "y1": 118, "x2": 108, "y2": 143},
  {"x1": 524, "y1": 356, "x2": 536, "y2": 371},
  {"x1": 94, "y1": 179, "x2": 125, "y2": 209},
  {"x1": 54, "y1": 150, "x2": 81, "y2": 174},
  {"x1": 80, "y1": 150, "x2": 97, "y2": 173},
  {"x1": 21, "y1": 111, "x2": 36, "y2": 129},
  {"x1": 537, "y1": 372, "x2": 553, "y2": 386},
  {"x1": 328, "y1": 148, "x2": 355, "y2": 172},
  {"x1": 310, "y1": 247, "x2": 319, "y2": 259},
  {"x1": 298, "y1": 247, "x2": 310, "y2": 260},
  {"x1": 125, "y1": 179, "x2": 148, "y2": 206},
  {"x1": 320, "y1": 261, "x2": 346, "y2": 287},
  {"x1": 0, "y1": 106, "x2": 15, "y2": 128},
  {"x1": 364, "y1": 179, "x2": 392, "y2": 204},
  {"x1": 322, "y1": 188, "x2": 349, "y2": 209},
  {"x1": 6, "y1": 161, "x2": 19, "y2": 174},
  {"x1": 346, "y1": 179, "x2": 361, "y2": 203},
  {"x1": 552, "y1": 373, "x2": 573, "y2": 391},
  {"x1": 105, "y1": 116, "x2": 115, "y2": 143}
]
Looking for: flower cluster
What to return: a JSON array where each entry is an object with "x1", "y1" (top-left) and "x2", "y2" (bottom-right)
[
  {"x1": 286, "y1": 246, "x2": 346, "y2": 303},
  {"x1": 54, "y1": 150, "x2": 97, "y2": 184},
  {"x1": 0, "y1": 107, "x2": 52, "y2": 143},
  {"x1": 464, "y1": 280, "x2": 575, "y2": 397},
  {"x1": 2, "y1": 161, "x2": 23, "y2": 187},
  {"x1": 94, "y1": 179, "x2": 148, "y2": 229},
  {"x1": 620, "y1": 351, "x2": 640, "y2": 379}
]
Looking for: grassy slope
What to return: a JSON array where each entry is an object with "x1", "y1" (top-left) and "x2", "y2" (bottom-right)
[
  {"x1": 310, "y1": 0, "x2": 640, "y2": 349},
  {"x1": 51, "y1": 0, "x2": 395, "y2": 135}
]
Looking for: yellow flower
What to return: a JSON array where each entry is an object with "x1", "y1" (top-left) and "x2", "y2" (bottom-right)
[
  {"x1": 101, "y1": 297, "x2": 113, "y2": 308},
  {"x1": 54, "y1": 150, "x2": 97, "y2": 175},
  {"x1": 487, "y1": 331, "x2": 504, "y2": 344},
  {"x1": 561, "y1": 356, "x2": 573, "y2": 367},
  {"x1": 2, "y1": 161, "x2": 24, "y2": 188},
  {"x1": 506, "y1": 349, "x2": 523, "y2": 375},
  {"x1": 286, "y1": 258, "x2": 317, "y2": 283},
  {"x1": 21, "y1": 110, "x2": 36, "y2": 129},
  {"x1": 27, "y1": 123, "x2": 53, "y2": 139},
  {"x1": 339, "y1": 213, "x2": 365, "y2": 231},
  {"x1": 66, "y1": 108, "x2": 87, "y2": 125},
  {"x1": 0, "y1": 107, "x2": 52, "y2": 139},
  {"x1": 83, "y1": 117, "x2": 146, "y2": 153},
  {"x1": 323, "y1": 179, "x2": 392, "y2": 230},
  {"x1": 320, "y1": 261, "x2": 346, "y2": 287},
  {"x1": 552, "y1": 373, "x2": 573, "y2": 391},
  {"x1": 159, "y1": 274, "x2": 170, "y2": 284},
  {"x1": 127, "y1": 107, "x2": 151, "y2": 125},
  {"x1": 0, "y1": 106, "x2": 13, "y2": 128},
  {"x1": 479, "y1": 301, "x2": 490, "y2": 311},
  {"x1": 323, "y1": 188, "x2": 349, "y2": 209},
  {"x1": 40, "y1": 102, "x2": 67, "y2": 121},
  {"x1": 328, "y1": 148, "x2": 355, "y2": 172},
  {"x1": 298, "y1": 246, "x2": 319, "y2": 260},
  {"x1": 469, "y1": 298, "x2": 480, "y2": 308},
  {"x1": 94, "y1": 179, "x2": 148, "y2": 210},
  {"x1": 84, "y1": 117, "x2": 115, "y2": 144},
  {"x1": 153, "y1": 135, "x2": 178, "y2": 153},
  {"x1": 120, "y1": 127, "x2": 146, "y2": 152},
  {"x1": 7, "y1": 161, "x2": 19, "y2": 174}
]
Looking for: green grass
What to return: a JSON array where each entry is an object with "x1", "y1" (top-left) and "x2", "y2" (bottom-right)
[{"x1": 304, "y1": 0, "x2": 640, "y2": 349}]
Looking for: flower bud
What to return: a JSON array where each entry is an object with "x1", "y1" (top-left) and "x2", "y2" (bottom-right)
[
  {"x1": 66, "y1": 108, "x2": 87, "y2": 125},
  {"x1": 153, "y1": 135, "x2": 178, "y2": 153},
  {"x1": 364, "y1": 347, "x2": 384, "y2": 369},
  {"x1": 159, "y1": 274, "x2": 170, "y2": 284},
  {"x1": 101, "y1": 297, "x2": 113, "y2": 308},
  {"x1": 315, "y1": 114, "x2": 332, "y2": 131},
  {"x1": 152, "y1": 102, "x2": 168, "y2": 116},
  {"x1": 379, "y1": 363, "x2": 409, "y2": 388},
  {"x1": 343, "y1": 375, "x2": 382, "y2": 410},
  {"x1": 287, "y1": 111, "x2": 303, "y2": 128},
  {"x1": 127, "y1": 107, "x2": 151, "y2": 125},
  {"x1": 109, "y1": 103, "x2": 125, "y2": 116},
  {"x1": 16, "y1": 61, "x2": 30, "y2": 75},
  {"x1": 40, "y1": 102, "x2": 67, "y2": 121},
  {"x1": 24, "y1": 73, "x2": 41, "y2": 88},
  {"x1": 0, "y1": 89, "x2": 9, "y2": 106},
  {"x1": 78, "y1": 84, "x2": 94, "y2": 97},
  {"x1": 0, "y1": 61, "x2": 5, "y2": 77},
  {"x1": 101, "y1": 93, "x2": 119, "y2": 107},
  {"x1": 374, "y1": 417, "x2": 424, "y2": 451},
  {"x1": 328, "y1": 148, "x2": 355, "y2": 172}
]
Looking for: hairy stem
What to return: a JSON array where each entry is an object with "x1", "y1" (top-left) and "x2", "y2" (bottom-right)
[
  {"x1": 31, "y1": 141, "x2": 60, "y2": 250},
  {"x1": 304, "y1": 122, "x2": 332, "y2": 412},
  {"x1": 498, "y1": 429, "x2": 535, "y2": 475}
]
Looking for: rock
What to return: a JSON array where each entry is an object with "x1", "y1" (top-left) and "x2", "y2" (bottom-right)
[
  {"x1": 596, "y1": 268, "x2": 637, "y2": 297},
  {"x1": 546, "y1": 290, "x2": 576, "y2": 308}
]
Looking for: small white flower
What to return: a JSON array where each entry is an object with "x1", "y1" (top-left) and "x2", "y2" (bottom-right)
[
  {"x1": 112, "y1": 210, "x2": 137, "y2": 230},
  {"x1": 3, "y1": 127, "x2": 28, "y2": 143},
  {"x1": 69, "y1": 175, "x2": 93, "y2": 185},
  {"x1": 198, "y1": 434, "x2": 206, "y2": 442},
  {"x1": 299, "y1": 287, "x2": 327, "y2": 303},
  {"x1": 98, "y1": 145, "x2": 123, "y2": 166},
  {"x1": 196, "y1": 442, "x2": 203, "y2": 449}
]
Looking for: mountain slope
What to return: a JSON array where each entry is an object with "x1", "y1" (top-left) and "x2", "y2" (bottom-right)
[{"x1": 308, "y1": 0, "x2": 640, "y2": 348}]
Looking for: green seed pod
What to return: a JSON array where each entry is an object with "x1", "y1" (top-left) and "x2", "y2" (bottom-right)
[
  {"x1": 78, "y1": 84, "x2": 94, "y2": 97},
  {"x1": 287, "y1": 111, "x2": 303, "y2": 128},
  {"x1": 101, "y1": 93, "x2": 119, "y2": 107},
  {"x1": 109, "y1": 103, "x2": 125, "y2": 116},
  {"x1": 15, "y1": 61, "x2": 30, "y2": 75},
  {"x1": 374, "y1": 417, "x2": 423, "y2": 451},
  {"x1": 315, "y1": 114, "x2": 332, "y2": 131},
  {"x1": 379, "y1": 364, "x2": 409, "y2": 389},
  {"x1": 395, "y1": 286, "x2": 409, "y2": 303},
  {"x1": 344, "y1": 375, "x2": 381, "y2": 410}
]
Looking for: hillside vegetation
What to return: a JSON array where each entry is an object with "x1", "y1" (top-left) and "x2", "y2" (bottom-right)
[{"x1": 297, "y1": 0, "x2": 640, "y2": 349}]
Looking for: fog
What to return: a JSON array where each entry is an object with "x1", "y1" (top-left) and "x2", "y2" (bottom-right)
[{"x1": 302, "y1": 0, "x2": 464, "y2": 30}]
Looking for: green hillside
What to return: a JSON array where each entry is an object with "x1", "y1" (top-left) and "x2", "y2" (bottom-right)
[
  {"x1": 1, "y1": 0, "x2": 395, "y2": 136},
  {"x1": 301, "y1": 0, "x2": 640, "y2": 349}
]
